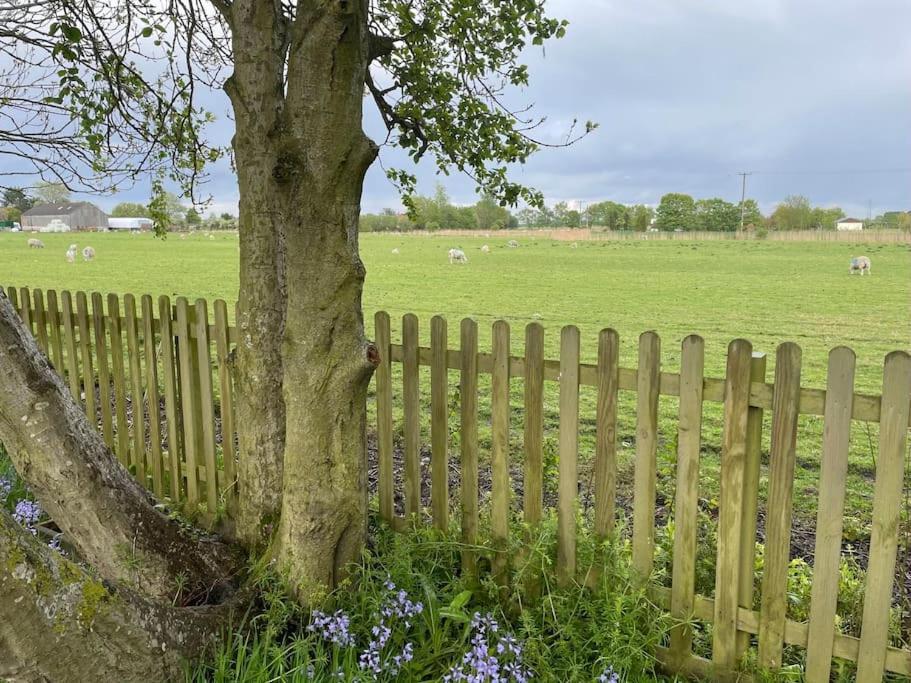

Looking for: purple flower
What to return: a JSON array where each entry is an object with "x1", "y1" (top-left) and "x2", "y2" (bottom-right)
[
  {"x1": 308, "y1": 610, "x2": 354, "y2": 648},
  {"x1": 598, "y1": 666, "x2": 620, "y2": 683},
  {"x1": 13, "y1": 499, "x2": 41, "y2": 532},
  {"x1": 0, "y1": 477, "x2": 11, "y2": 499},
  {"x1": 447, "y1": 613, "x2": 530, "y2": 682}
]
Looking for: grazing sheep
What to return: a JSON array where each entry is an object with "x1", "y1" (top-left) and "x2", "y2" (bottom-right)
[
  {"x1": 849, "y1": 256, "x2": 871, "y2": 275},
  {"x1": 448, "y1": 248, "x2": 468, "y2": 264},
  {"x1": 480, "y1": 245, "x2": 490, "y2": 253},
  {"x1": 507, "y1": 240, "x2": 519, "y2": 248},
  {"x1": 570, "y1": 242, "x2": 578, "y2": 249},
  {"x1": 180, "y1": 233, "x2": 187, "y2": 240},
  {"x1": 391, "y1": 247, "x2": 400, "y2": 255},
  {"x1": 65, "y1": 247, "x2": 77, "y2": 263},
  {"x1": 27, "y1": 238, "x2": 45, "y2": 249},
  {"x1": 82, "y1": 246, "x2": 95, "y2": 261}
]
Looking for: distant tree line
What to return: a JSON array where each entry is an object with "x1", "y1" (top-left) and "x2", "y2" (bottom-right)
[{"x1": 360, "y1": 184, "x2": 517, "y2": 232}]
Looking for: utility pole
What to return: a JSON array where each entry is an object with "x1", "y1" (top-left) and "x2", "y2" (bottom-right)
[{"x1": 738, "y1": 171, "x2": 753, "y2": 230}]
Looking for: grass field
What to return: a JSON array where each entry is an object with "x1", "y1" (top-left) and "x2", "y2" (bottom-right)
[{"x1": 1, "y1": 231, "x2": 909, "y2": 537}]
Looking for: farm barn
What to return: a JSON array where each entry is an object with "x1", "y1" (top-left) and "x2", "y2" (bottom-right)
[{"x1": 20, "y1": 201, "x2": 109, "y2": 232}]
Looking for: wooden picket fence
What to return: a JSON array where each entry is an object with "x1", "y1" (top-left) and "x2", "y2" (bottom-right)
[{"x1": 3, "y1": 284, "x2": 911, "y2": 682}]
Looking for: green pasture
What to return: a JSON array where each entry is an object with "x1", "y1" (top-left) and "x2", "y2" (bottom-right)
[{"x1": 1, "y1": 231, "x2": 909, "y2": 537}]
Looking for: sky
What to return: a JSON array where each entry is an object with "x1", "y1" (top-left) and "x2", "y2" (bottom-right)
[{"x1": 7, "y1": 0, "x2": 911, "y2": 218}]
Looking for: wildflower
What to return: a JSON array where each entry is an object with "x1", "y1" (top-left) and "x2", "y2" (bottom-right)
[
  {"x1": 0, "y1": 477, "x2": 10, "y2": 500},
  {"x1": 598, "y1": 666, "x2": 620, "y2": 683},
  {"x1": 13, "y1": 499, "x2": 41, "y2": 533},
  {"x1": 308, "y1": 610, "x2": 354, "y2": 648}
]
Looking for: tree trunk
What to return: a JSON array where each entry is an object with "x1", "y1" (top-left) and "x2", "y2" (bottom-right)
[
  {"x1": 0, "y1": 293, "x2": 242, "y2": 601},
  {"x1": 228, "y1": 0, "x2": 378, "y2": 596},
  {"x1": 0, "y1": 509, "x2": 233, "y2": 683}
]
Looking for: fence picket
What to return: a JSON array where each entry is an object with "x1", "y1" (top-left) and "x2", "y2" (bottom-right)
[
  {"x1": 632, "y1": 331, "x2": 661, "y2": 580},
  {"x1": 32, "y1": 289, "x2": 49, "y2": 356},
  {"x1": 175, "y1": 297, "x2": 200, "y2": 506},
  {"x1": 557, "y1": 325, "x2": 580, "y2": 587},
  {"x1": 45, "y1": 290, "x2": 65, "y2": 373},
  {"x1": 757, "y1": 343, "x2": 803, "y2": 670},
  {"x1": 460, "y1": 318, "x2": 479, "y2": 574},
  {"x1": 855, "y1": 351, "x2": 911, "y2": 682},
  {"x1": 738, "y1": 352, "x2": 768, "y2": 655},
  {"x1": 90, "y1": 293, "x2": 114, "y2": 449},
  {"x1": 19, "y1": 287, "x2": 32, "y2": 336},
  {"x1": 195, "y1": 299, "x2": 219, "y2": 512},
  {"x1": 712, "y1": 338, "x2": 753, "y2": 677},
  {"x1": 594, "y1": 328, "x2": 620, "y2": 541},
  {"x1": 60, "y1": 291, "x2": 81, "y2": 400},
  {"x1": 491, "y1": 320, "x2": 511, "y2": 585},
  {"x1": 804, "y1": 347, "x2": 856, "y2": 682},
  {"x1": 402, "y1": 313, "x2": 421, "y2": 519},
  {"x1": 141, "y1": 295, "x2": 164, "y2": 498},
  {"x1": 374, "y1": 311, "x2": 394, "y2": 523},
  {"x1": 523, "y1": 323, "x2": 545, "y2": 529},
  {"x1": 123, "y1": 294, "x2": 147, "y2": 484},
  {"x1": 669, "y1": 334, "x2": 705, "y2": 664},
  {"x1": 430, "y1": 315, "x2": 449, "y2": 531},
  {"x1": 7, "y1": 286, "x2": 19, "y2": 317},
  {"x1": 107, "y1": 294, "x2": 130, "y2": 467},
  {"x1": 159, "y1": 295, "x2": 182, "y2": 500},
  {"x1": 76, "y1": 292, "x2": 97, "y2": 429},
  {"x1": 214, "y1": 300, "x2": 237, "y2": 514}
]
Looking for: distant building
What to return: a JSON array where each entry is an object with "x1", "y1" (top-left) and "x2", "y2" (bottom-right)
[
  {"x1": 109, "y1": 217, "x2": 153, "y2": 231},
  {"x1": 21, "y1": 202, "x2": 108, "y2": 232},
  {"x1": 835, "y1": 217, "x2": 864, "y2": 231}
]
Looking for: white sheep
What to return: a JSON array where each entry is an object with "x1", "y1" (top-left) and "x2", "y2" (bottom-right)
[
  {"x1": 391, "y1": 247, "x2": 400, "y2": 255},
  {"x1": 849, "y1": 256, "x2": 871, "y2": 275},
  {"x1": 65, "y1": 247, "x2": 77, "y2": 263},
  {"x1": 570, "y1": 242, "x2": 578, "y2": 249},
  {"x1": 27, "y1": 238, "x2": 45, "y2": 249},
  {"x1": 480, "y1": 245, "x2": 490, "y2": 253},
  {"x1": 507, "y1": 240, "x2": 519, "y2": 248},
  {"x1": 448, "y1": 248, "x2": 468, "y2": 264},
  {"x1": 82, "y1": 246, "x2": 95, "y2": 261}
]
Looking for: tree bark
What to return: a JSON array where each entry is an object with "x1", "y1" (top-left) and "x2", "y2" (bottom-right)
[
  {"x1": 226, "y1": 0, "x2": 290, "y2": 549},
  {"x1": 0, "y1": 509, "x2": 232, "y2": 683},
  {"x1": 228, "y1": 0, "x2": 378, "y2": 596},
  {"x1": 0, "y1": 293, "x2": 242, "y2": 602}
]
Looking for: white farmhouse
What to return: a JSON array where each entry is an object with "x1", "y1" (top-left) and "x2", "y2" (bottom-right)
[{"x1": 835, "y1": 217, "x2": 864, "y2": 231}]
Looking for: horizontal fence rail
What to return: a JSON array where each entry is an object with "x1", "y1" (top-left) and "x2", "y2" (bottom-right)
[{"x1": 2, "y1": 284, "x2": 910, "y2": 682}]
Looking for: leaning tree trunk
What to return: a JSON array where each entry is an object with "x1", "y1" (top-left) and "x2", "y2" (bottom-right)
[
  {"x1": 0, "y1": 294, "x2": 242, "y2": 601},
  {"x1": 0, "y1": 509, "x2": 233, "y2": 683},
  {"x1": 227, "y1": 0, "x2": 378, "y2": 597}
]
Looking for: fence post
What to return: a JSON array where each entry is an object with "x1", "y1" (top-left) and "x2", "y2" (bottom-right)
[
  {"x1": 32, "y1": 289, "x2": 49, "y2": 356},
  {"x1": 490, "y1": 320, "x2": 511, "y2": 586},
  {"x1": 175, "y1": 297, "x2": 200, "y2": 506},
  {"x1": 523, "y1": 322, "x2": 545, "y2": 531},
  {"x1": 430, "y1": 315, "x2": 449, "y2": 531},
  {"x1": 194, "y1": 299, "x2": 219, "y2": 514},
  {"x1": 669, "y1": 334, "x2": 705, "y2": 665},
  {"x1": 805, "y1": 347, "x2": 856, "y2": 682},
  {"x1": 45, "y1": 290, "x2": 65, "y2": 373},
  {"x1": 757, "y1": 343, "x2": 803, "y2": 669},
  {"x1": 594, "y1": 328, "x2": 620, "y2": 544},
  {"x1": 18, "y1": 287, "x2": 32, "y2": 336},
  {"x1": 712, "y1": 338, "x2": 753, "y2": 678},
  {"x1": 737, "y1": 352, "x2": 768, "y2": 656},
  {"x1": 632, "y1": 331, "x2": 661, "y2": 581},
  {"x1": 856, "y1": 351, "x2": 911, "y2": 682},
  {"x1": 557, "y1": 325, "x2": 580, "y2": 587},
  {"x1": 402, "y1": 313, "x2": 421, "y2": 519},
  {"x1": 60, "y1": 290, "x2": 81, "y2": 401},
  {"x1": 460, "y1": 318, "x2": 479, "y2": 574},
  {"x1": 374, "y1": 311, "x2": 394, "y2": 524}
]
